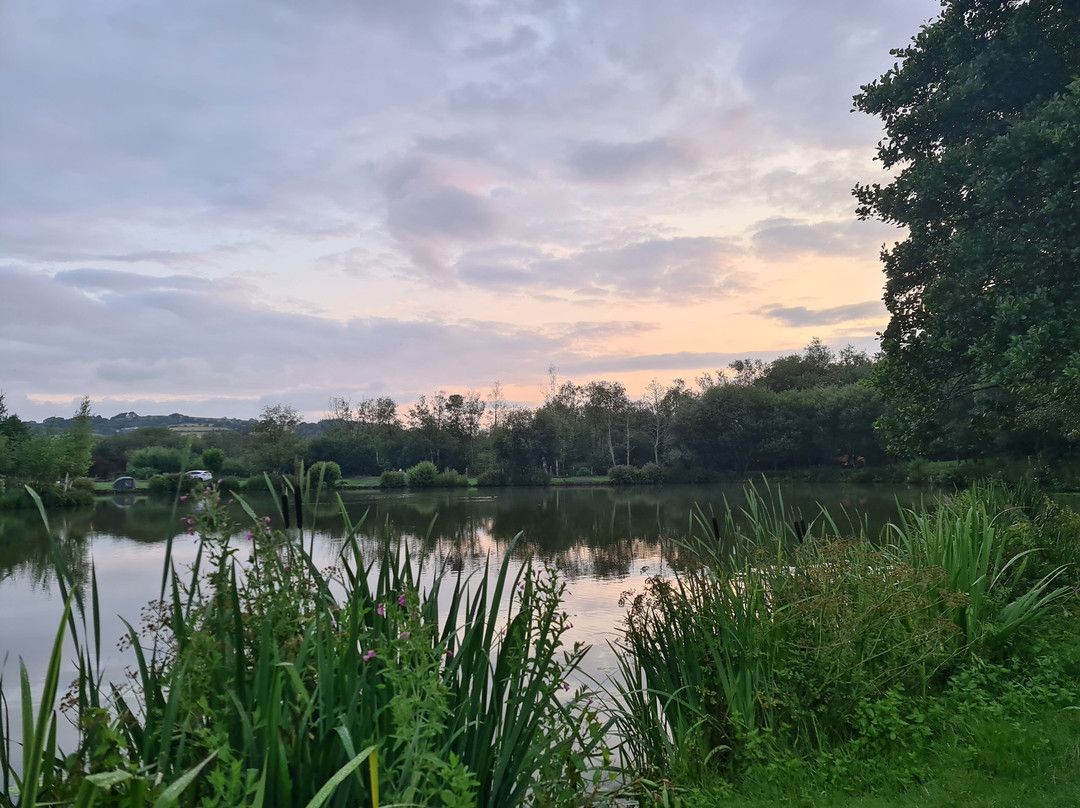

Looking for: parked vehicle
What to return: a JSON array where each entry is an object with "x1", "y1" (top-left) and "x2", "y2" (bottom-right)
[{"x1": 185, "y1": 470, "x2": 213, "y2": 481}]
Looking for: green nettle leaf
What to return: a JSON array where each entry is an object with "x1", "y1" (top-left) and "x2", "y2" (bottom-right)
[{"x1": 854, "y1": 0, "x2": 1080, "y2": 456}]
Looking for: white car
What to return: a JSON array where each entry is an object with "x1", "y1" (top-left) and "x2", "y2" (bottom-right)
[{"x1": 185, "y1": 470, "x2": 214, "y2": 481}]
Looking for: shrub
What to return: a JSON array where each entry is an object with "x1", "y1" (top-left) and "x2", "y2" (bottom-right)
[
  {"x1": 201, "y1": 447, "x2": 226, "y2": 474},
  {"x1": 128, "y1": 466, "x2": 159, "y2": 480},
  {"x1": 61, "y1": 477, "x2": 98, "y2": 506},
  {"x1": 407, "y1": 461, "x2": 438, "y2": 488},
  {"x1": 243, "y1": 473, "x2": 274, "y2": 493},
  {"x1": 608, "y1": 465, "x2": 636, "y2": 485},
  {"x1": 147, "y1": 473, "x2": 200, "y2": 497},
  {"x1": 477, "y1": 469, "x2": 507, "y2": 487},
  {"x1": 127, "y1": 446, "x2": 185, "y2": 474},
  {"x1": 308, "y1": 460, "x2": 342, "y2": 488},
  {"x1": 221, "y1": 458, "x2": 249, "y2": 476},
  {"x1": 379, "y1": 470, "x2": 407, "y2": 488},
  {"x1": 572, "y1": 465, "x2": 594, "y2": 477},
  {"x1": 636, "y1": 463, "x2": 665, "y2": 484},
  {"x1": 435, "y1": 469, "x2": 469, "y2": 488},
  {"x1": 218, "y1": 476, "x2": 242, "y2": 495}
]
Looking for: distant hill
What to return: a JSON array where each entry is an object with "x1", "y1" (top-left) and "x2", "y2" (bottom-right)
[{"x1": 31, "y1": 411, "x2": 259, "y2": 436}]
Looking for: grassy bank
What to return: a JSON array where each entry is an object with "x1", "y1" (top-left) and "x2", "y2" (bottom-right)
[
  {"x1": 613, "y1": 480, "x2": 1080, "y2": 805},
  {"x1": 3, "y1": 480, "x2": 1079, "y2": 806}
]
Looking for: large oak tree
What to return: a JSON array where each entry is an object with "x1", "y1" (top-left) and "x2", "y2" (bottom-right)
[{"x1": 855, "y1": 0, "x2": 1080, "y2": 455}]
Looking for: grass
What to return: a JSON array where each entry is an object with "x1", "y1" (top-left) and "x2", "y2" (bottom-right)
[
  {"x1": 2, "y1": 478, "x2": 611, "y2": 807},
  {"x1": 611, "y1": 479, "x2": 1080, "y2": 801},
  {"x1": 4, "y1": 477, "x2": 1079, "y2": 806}
]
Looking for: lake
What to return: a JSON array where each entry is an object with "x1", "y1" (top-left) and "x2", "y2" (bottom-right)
[{"x1": 0, "y1": 482, "x2": 927, "y2": 764}]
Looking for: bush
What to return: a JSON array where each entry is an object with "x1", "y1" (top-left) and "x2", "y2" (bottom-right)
[
  {"x1": 147, "y1": 473, "x2": 200, "y2": 497},
  {"x1": 308, "y1": 460, "x2": 342, "y2": 488},
  {"x1": 243, "y1": 473, "x2": 275, "y2": 493},
  {"x1": 608, "y1": 465, "x2": 636, "y2": 485},
  {"x1": 407, "y1": 461, "x2": 438, "y2": 488},
  {"x1": 477, "y1": 468, "x2": 507, "y2": 487},
  {"x1": 572, "y1": 465, "x2": 594, "y2": 477},
  {"x1": 379, "y1": 470, "x2": 407, "y2": 488},
  {"x1": 435, "y1": 469, "x2": 469, "y2": 488},
  {"x1": 218, "y1": 476, "x2": 242, "y2": 495},
  {"x1": 636, "y1": 463, "x2": 665, "y2": 485},
  {"x1": 221, "y1": 458, "x2": 249, "y2": 477},
  {"x1": 128, "y1": 466, "x2": 159, "y2": 480},
  {"x1": 127, "y1": 446, "x2": 185, "y2": 474},
  {"x1": 201, "y1": 447, "x2": 226, "y2": 474},
  {"x1": 60, "y1": 477, "x2": 98, "y2": 506}
]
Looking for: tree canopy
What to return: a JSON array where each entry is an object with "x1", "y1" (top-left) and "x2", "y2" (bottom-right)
[{"x1": 854, "y1": 0, "x2": 1080, "y2": 455}]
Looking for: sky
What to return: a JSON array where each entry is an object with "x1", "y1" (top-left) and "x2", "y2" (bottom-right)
[{"x1": 0, "y1": 0, "x2": 945, "y2": 424}]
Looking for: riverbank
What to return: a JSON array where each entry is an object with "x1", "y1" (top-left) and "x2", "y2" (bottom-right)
[{"x1": 3, "y1": 480, "x2": 1078, "y2": 806}]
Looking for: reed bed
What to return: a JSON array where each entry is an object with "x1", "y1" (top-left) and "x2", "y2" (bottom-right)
[
  {"x1": 4, "y1": 477, "x2": 1078, "y2": 805},
  {"x1": 2, "y1": 479, "x2": 610, "y2": 807},
  {"x1": 611, "y1": 480, "x2": 1078, "y2": 791}
]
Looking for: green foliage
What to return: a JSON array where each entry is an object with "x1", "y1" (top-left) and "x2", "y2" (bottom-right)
[
  {"x1": 200, "y1": 447, "x2": 225, "y2": 474},
  {"x1": 378, "y1": 470, "x2": 407, "y2": 489},
  {"x1": 217, "y1": 476, "x2": 242, "y2": 495},
  {"x1": 854, "y1": 1, "x2": 1080, "y2": 454},
  {"x1": 307, "y1": 460, "x2": 342, "y2": 489},
  {"x1": 476, "y1": 469, "x2": 507, "y2": 487},
  {"x1": 147, "y1": 473, "x2": 200, "y2": 497},
  {"x1": 127, "y1": 447, "x2": 186, "y2": 474},
  {"x1": 241, "y1": 473, "x2": 276, "y2": 493},
  {"x1": 2, "y1": 486, "x2": 611, "y2": 807},
  {"x1": 406, "y1": 460, "x2": 438, "y2": 488},
  {"x1": 609, "y1": 464, "x2": 666, "y2": 485},
  {"x1": 245, "y1": 403, "x2": 306, "y2": 473},
  {"x1": 434, "y1": 469, "x2": 469, "y2": 487},
  {"x1": 884, "y1": 490, "x2": 1070, "y2": 650},
  {"x1": 613, "y1": 481, "x2": 1080, "y2": 795}
]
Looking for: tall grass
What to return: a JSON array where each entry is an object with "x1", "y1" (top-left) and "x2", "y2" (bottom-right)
[
  {"x1": 611, "y1": 480, "x2": 1077, "y2": 787},
  {"x1": 2, "y1": 482, "x2": 610, "y2": 807}
]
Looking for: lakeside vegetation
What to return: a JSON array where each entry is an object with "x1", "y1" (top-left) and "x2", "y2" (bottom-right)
[
  {"x1": 5, "y1": 334, "x2": 1080, "y2": 513},
  {"x1": 3, "y1": 1, "x2": 1080, "y2": 804},
  {"x1": 3, "y1": 479, "x2": 1079, "y2": 806}
]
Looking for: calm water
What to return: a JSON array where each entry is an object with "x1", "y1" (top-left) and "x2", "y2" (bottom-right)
[{"x1": 0, "y1": 482, "x2": 925, "y2": 761}]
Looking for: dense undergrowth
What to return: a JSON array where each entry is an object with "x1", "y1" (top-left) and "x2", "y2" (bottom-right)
[
  {"x1": 614, "y1": 480, "x2": 1080, "y2": 805},
  {"x1": 1, "y1": 482, "x2": 610, "y2": 807},
  {"x1": 2, "y1": 479, "x2": 1079, "y2": 806}
]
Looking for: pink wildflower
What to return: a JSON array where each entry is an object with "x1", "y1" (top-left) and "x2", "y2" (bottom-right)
[
  {"x1": 377, "y1": 603, "x2": 386, "y2": 617},
  {"x1": 398, "y1": 594, "x2": 406, "y2": 607},
  {"x1": 180, "y1": 495, "x2": 187, "y2": 501},
  {"x1": 399, "y1": 632, "x2": 411, "y2": 639},
  {"x1": 363, "y1": 650, "x2": 376, "y2": 661}
]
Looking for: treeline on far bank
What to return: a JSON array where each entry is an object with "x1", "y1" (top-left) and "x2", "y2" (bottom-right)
[{"x1": 4, "y1": 339, "x2": 1080, "y2": 509}]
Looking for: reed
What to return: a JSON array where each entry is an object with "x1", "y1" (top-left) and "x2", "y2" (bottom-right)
[
  {"x1": 610, "y1": 480, "x2": 1075, "y2": 785},
  {"x1": 2, "y1": 482, "x2": 608, "y2": 807}
]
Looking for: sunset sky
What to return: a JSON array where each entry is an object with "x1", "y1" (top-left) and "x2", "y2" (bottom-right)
[{"x1": 1, "y1": 0, "x2": 944, "y2": 423}]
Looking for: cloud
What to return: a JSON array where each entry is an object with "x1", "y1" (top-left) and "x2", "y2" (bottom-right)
[
  {"x1": 750, "y1": 217, "x2": 897, "y2": 260},
  {"x1": 756, "y1": 300, "x2": 886, "y2": 327},
  {"x1": 566, "y1": 138, "x2": 694, "y2": 183},
  {"x1": 0, "y1": 0, "x2": 946, "y2": 421},
  {"x1": 0, "y1": 265, "x2": 660, "y2": 420},
  {"x1": 463, "y1": 24, "x2": 541, "y2": 60},
  {"x1": 457, "y1": 236, "x2": 746, "y2": 303}
]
